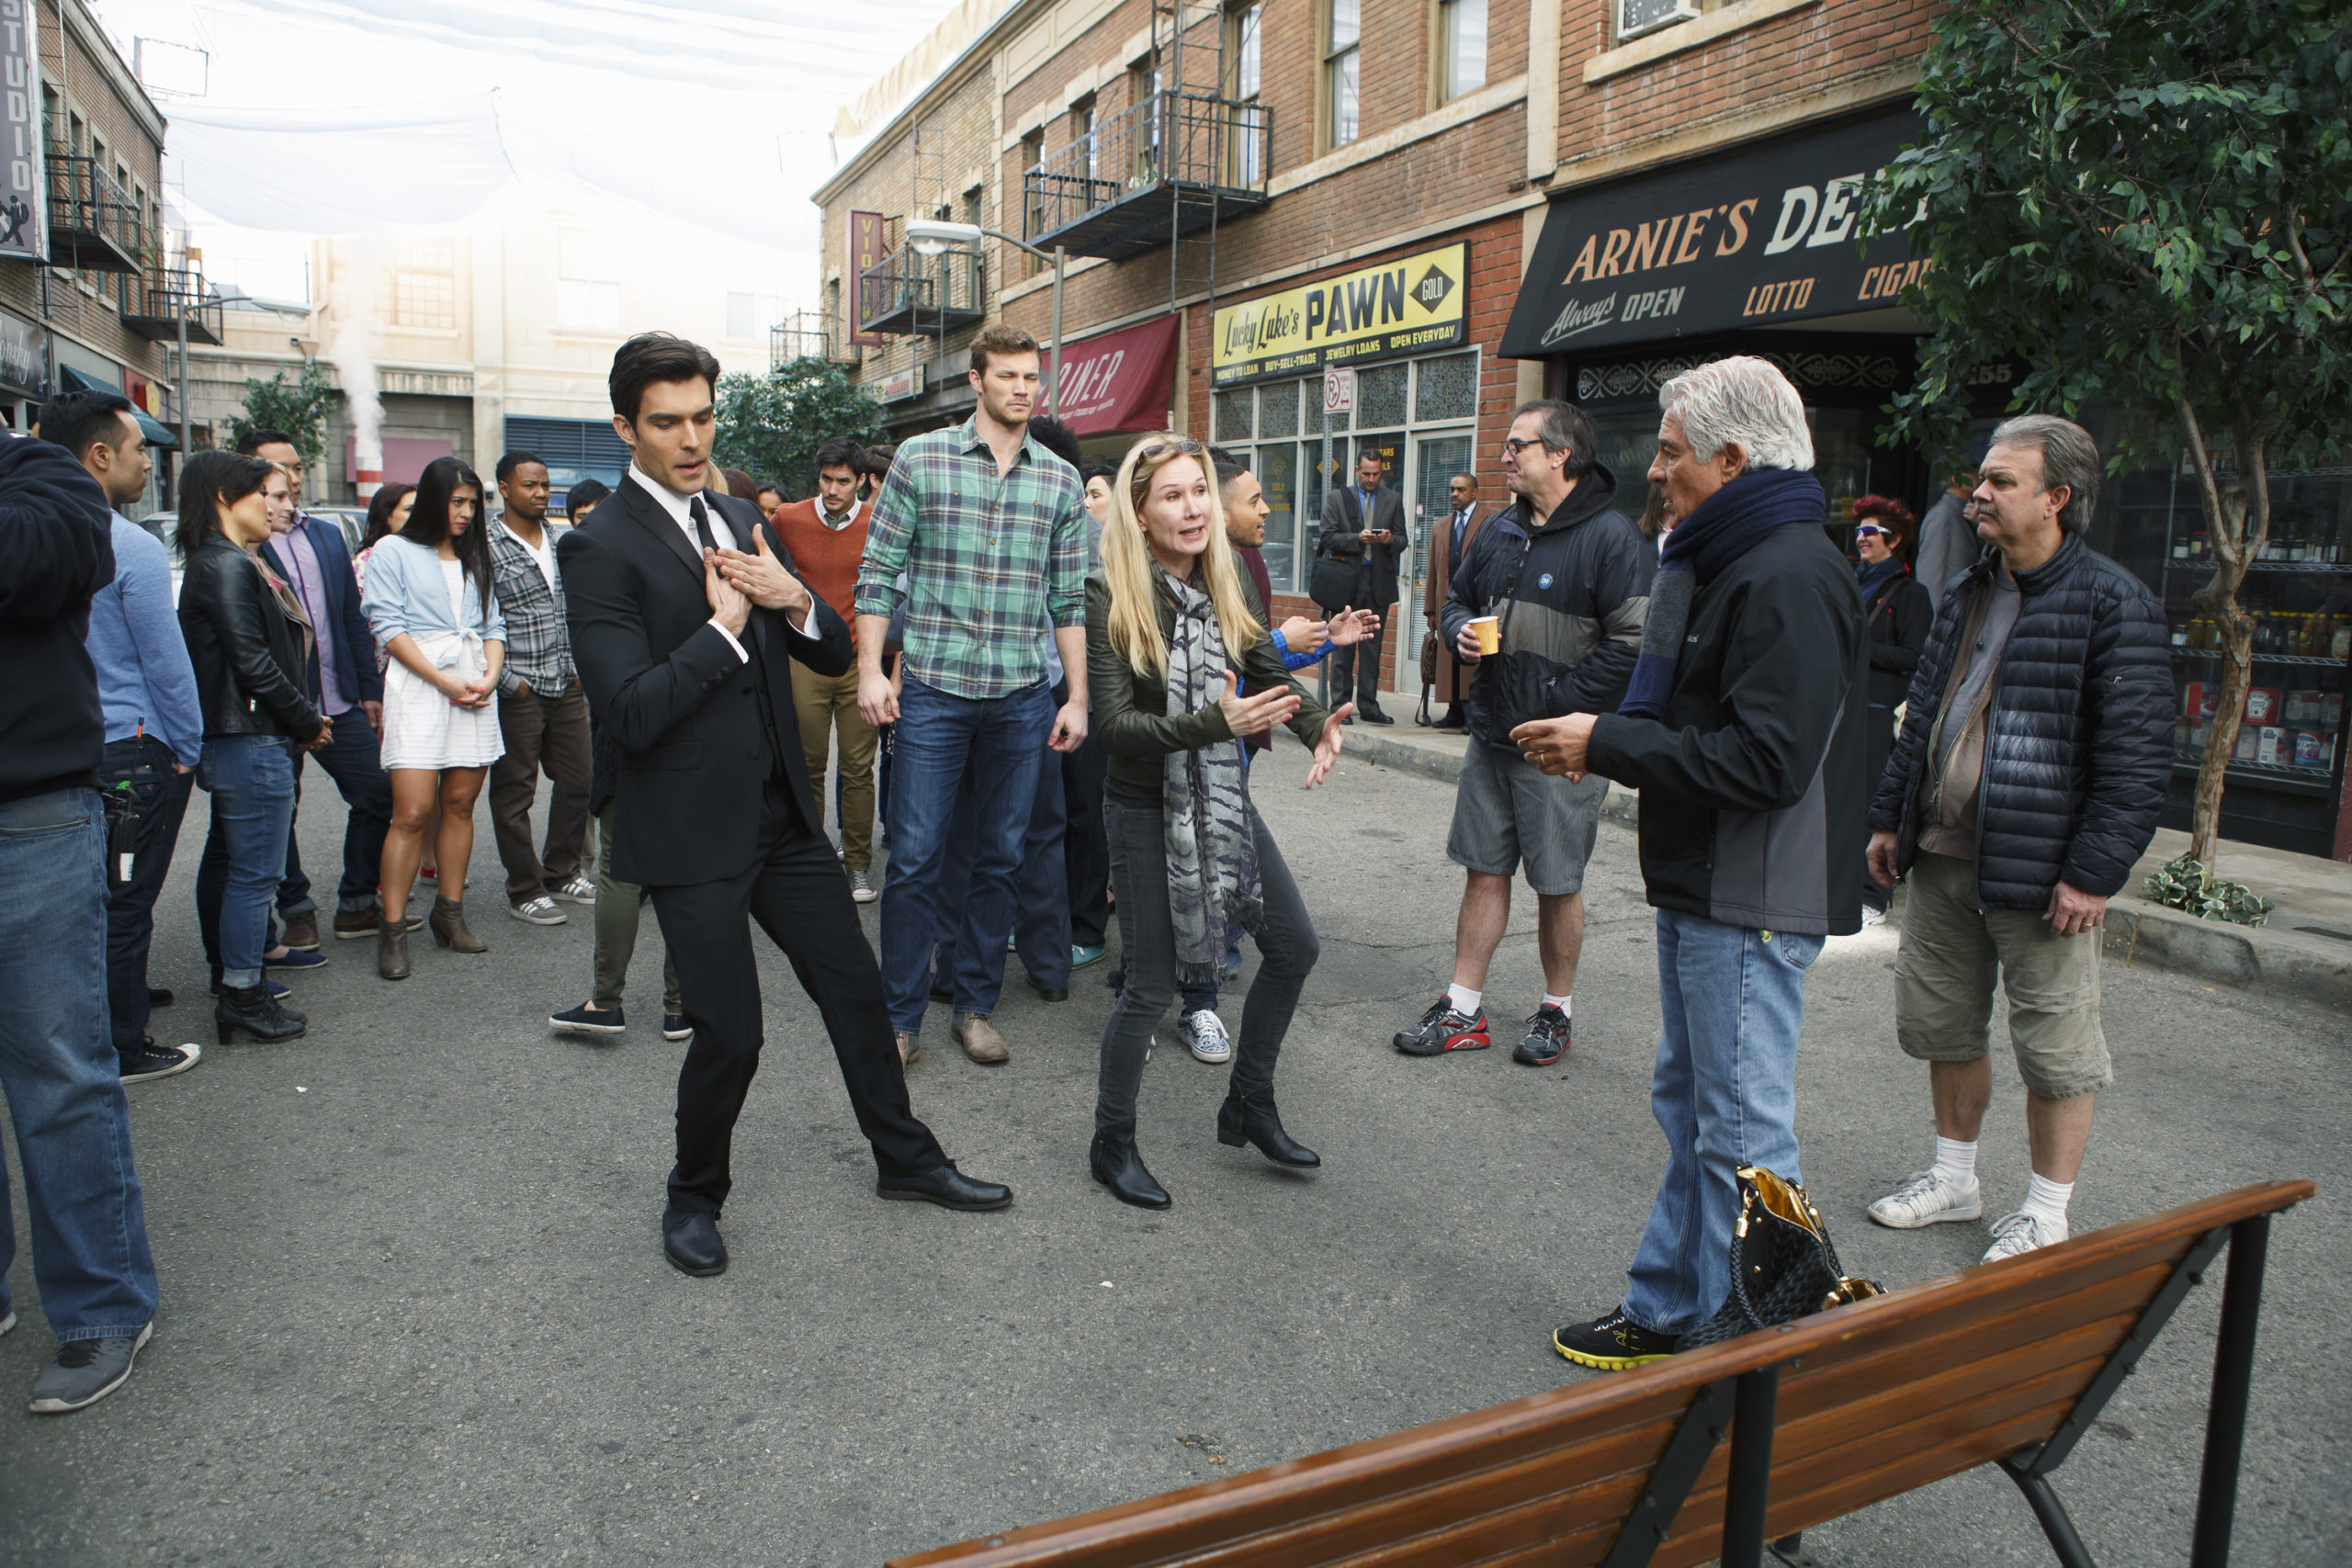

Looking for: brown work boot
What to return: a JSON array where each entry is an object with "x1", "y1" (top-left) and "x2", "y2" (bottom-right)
[
  {"x1": 280, "y1": 913, "x2": 321, "y2": 952},
  {"x1": 896, "y1": 1031, "x2": 919, "y2": 1066},
  {"x1": 953, "y1": 1012, "x2": 1008, "y2": 1065}
]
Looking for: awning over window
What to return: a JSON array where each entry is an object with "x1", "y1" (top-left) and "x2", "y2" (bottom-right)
[
  {"x1": 1500, "y1": 108, "x2": 1925, "y2": 359},
  {"x1": 1052, "y1": 315, "x2": 1182, "y2": 436},
  {"x1": 59, "y1": 363, "x2": 177, "y2": 449}
]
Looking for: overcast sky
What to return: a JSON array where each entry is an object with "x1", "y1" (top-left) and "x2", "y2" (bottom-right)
[{"x1": 85, "y1": 0, "x2": 961, "y2": 308}]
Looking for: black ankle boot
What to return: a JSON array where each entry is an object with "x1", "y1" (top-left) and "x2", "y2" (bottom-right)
[
  {"x1": 1217, "y1": 1088, "x2": 1320, "y2": 1168},
  {"x1": 216, "y1": 983, "x2": 307, "y2": 1044},
  {"x1": 1090, "y1": 1127, "x2": 1170, "y2": 1209}
]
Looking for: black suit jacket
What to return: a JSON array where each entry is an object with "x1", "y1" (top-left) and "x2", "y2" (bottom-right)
[
  {"x1": 1316, "y1": 483, "x2": 1407, "y2": 611},
  {"x1": 558, "y1": 477, "x2": 853, "y2": 888}
]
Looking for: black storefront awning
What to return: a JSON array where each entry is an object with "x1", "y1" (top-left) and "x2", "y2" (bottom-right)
[
  {"x1": 1502, "y1": 107, "x2": 1928, "y2": 359},
  {"x1": 59, "y1": 363, "x2": 178, "y2": 449}
]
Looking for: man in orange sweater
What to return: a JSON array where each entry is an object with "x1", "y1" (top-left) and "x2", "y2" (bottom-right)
[{"x1": 770, "y1": 436, "x2": 880, "y2": 901}]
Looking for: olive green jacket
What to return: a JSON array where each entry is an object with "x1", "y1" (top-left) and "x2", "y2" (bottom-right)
[{"x1": 1085, "y1": 570, "x2": 1331, "y2": 793}]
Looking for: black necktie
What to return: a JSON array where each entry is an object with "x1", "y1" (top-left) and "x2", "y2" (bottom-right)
[{"x1": 689, "y1": 494, "x2": 719, "y2": 554}]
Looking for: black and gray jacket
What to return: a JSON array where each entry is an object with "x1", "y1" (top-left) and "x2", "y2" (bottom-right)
[
  {"x1": 1437, "y1": 463, "x2": 1653, "y2": 749},
  {"x1": 1586, "y1": 518, "x2": 1869, "y2": 937},
  {"x1": 1870, "y1": 533, "x2": 2172, "y2": 908}
]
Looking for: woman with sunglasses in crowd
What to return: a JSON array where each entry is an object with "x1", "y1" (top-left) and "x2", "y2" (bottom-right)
[
  {"x1": 1852, "y1": 494, "x2": 1932, "y2": 925},
  {"x1": 1085, "y1": 434, "x2": 1351, "y2": 1210},
  {"x1": 362, "y1": 456, "x2": 506, "y2": 977},
  {"x1": 177, "y1": 450, "x2": 329, "y2": 1044}
]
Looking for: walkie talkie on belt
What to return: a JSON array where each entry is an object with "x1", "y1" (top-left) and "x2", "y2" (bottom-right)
[{"x1": 101, "y1": 720, "x2": 154, "y2": 886}]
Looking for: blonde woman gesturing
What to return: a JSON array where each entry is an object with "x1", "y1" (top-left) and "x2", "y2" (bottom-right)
[{"x1": 1086, "y1": 434, "x2": 1350, "y2": 1209}]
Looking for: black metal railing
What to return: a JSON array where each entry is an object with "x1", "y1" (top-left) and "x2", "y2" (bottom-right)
[
  {"x1": 854, "y1": 243, "x2": 985, "y2": 337},
  {"x1": 770, "y1": 310, "x2": 854, "y2": 369},
  {"x1": 120, "y1": 265, "x2": 225, "y2": 344},
  {"x1": 1023, "y1": 90, "x2": 1271, "y2": 241},
  {"x1": 44, "y1": 152, "x2": 145, "y2": 271}
]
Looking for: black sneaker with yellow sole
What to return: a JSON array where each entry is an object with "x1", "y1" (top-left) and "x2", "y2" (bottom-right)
[{"x1": 1553, "y1": 1308, "x2": 1680, "y2": 1371}]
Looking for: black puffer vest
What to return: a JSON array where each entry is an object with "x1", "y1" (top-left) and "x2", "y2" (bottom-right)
[{"x1": 1869, "y1": 533, "x2": 2172, "y2": 908}]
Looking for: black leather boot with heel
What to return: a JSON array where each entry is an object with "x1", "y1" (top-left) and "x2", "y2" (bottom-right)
[
  {"x1": 216, "y1": 983, "x2": 307, "y2": 1044},
  {"x1": 1089, "y1": 1126, "x2": 1170, "y2": 1209},
  {"x1": 1217, "y1": 1087, "x2": 1320, "y2": 1168}
]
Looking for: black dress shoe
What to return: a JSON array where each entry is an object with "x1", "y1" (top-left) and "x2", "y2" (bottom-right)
[
  {"x1": 1360, "y1": 707, "x2": 1396, "y2": 726},
  {"x1": 1090, "y1": 1129, "x2": 1170, "y2": 1209},
  {"x1": 1028, "y1": 979, "x2": 1069, "y2": 1002},
  {"x1": 148, "y1": 986, "x2": 175, "y2": 1008},
  {"x1": 877, "y1": 1161, "x2": 1013, "y2": 1211},
  {"x1": 1216, "y1": 1088, "x2": 1321, "y2": 1168},
  {"x1": 662, "y1": 1207, "x2": 728, "y2": 1276}
]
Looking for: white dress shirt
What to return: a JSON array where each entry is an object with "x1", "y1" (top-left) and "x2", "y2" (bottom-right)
[{"x1": 626, "y1": 466, "x2": 812, "y2": 658}]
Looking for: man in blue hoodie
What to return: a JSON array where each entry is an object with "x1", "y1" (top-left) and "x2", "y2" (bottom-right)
[{"x1": 1511, "y1": 357, "x2": 1867, "y2": 1370}]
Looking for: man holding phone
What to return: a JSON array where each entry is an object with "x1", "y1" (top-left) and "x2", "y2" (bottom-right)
[{"x1": 1314, "y1": 448, "x2": 1405, "y2": 724}]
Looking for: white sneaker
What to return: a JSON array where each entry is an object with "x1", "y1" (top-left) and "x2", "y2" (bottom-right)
[
  {"x1": 1859, "y1": 905, "x2": 1888, "y2": 928},
  {"x1": 1181, "y1": 1010, "x2": 1232, "y2": 1064},
  {"x1": 1867, "y1": 1169, "x2": 1984, "y2": 1229},
  {"x1": 1982, "y1": 1210, "x2": 2067, "y2": 1263},
  {"x1": 848, "y1": 870, "x2": 878, "y2": 904}
]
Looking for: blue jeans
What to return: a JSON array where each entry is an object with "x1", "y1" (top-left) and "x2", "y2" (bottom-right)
[
  {"x1": 933, "y1": 730, "x2": 1070, "y2": 1007},
  {"x1": 1622, "y1": 909, "x2": 1823, "y2": 1337},
  {"x1": 879, "y1": 678, "x2": 1051, "y2": 1034},
  {"x1": 197, "y1": 734, "x2": 299, "y2": 988},
  {"x1": 0, "y1": 789, "x2": 158, "y2": 1341},
  {"x1": 277, "y1": 706, "x2": 393, "y2": 919}
]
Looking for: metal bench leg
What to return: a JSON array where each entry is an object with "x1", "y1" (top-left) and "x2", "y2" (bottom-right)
[
  {"x1": 2005, "y1": 1465, "x2": 2098, "y2": 1568},
  {"x1": 2191, "y1": 1213, "x2": 2272, "y2": 1568},
  {"x1": 1721, "y1": 1367, "x2": 1780, "y2": 1568}
]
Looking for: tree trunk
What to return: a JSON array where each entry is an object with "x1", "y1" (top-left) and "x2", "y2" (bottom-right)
[{"x1": 2177, "y1": 401, "x2": 2273, "y2": 868}]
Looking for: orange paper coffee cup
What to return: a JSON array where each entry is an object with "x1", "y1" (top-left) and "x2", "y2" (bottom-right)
[{"x1": 1469, "y1": 616, "x2": 1501, "y2": 655}]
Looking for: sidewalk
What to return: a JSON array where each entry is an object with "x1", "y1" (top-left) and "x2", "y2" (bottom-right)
[{"x1": 1324, "y1": 693, "x2": 2352, "y2": 1009}]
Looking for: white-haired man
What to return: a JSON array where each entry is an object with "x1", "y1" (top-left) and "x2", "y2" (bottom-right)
[{"x1": 1510, "y1": 356, "x2": 1868, "y2": 1369}]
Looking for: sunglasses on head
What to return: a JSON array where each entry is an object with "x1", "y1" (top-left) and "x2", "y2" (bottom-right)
[{"x1": 1135, "y1": 436, "x2": 1205, "y2": 463}]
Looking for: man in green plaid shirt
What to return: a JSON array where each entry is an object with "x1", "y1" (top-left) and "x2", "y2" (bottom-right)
[{"x1": 853, "y1": 324, "x2": 1090, "y2": 1067}]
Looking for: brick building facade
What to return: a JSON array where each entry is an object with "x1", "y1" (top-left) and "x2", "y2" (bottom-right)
[{"x1": 0, "y1": 0, "x2": 199, "y2": 512}]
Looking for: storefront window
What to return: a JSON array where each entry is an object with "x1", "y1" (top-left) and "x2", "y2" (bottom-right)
[{"x1": 1217, "y1": 350, "x2": 1481, "y2": 596}]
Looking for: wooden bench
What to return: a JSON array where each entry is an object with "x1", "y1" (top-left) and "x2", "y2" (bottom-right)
[{"x1": 889, "y1": 1179, "x2": 2313, "y2": 1568}]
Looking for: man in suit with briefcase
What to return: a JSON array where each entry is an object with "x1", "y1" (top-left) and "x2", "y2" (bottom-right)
[
  {"x1": 1314, "y1": 448, "x2": 1405, "y2": 724},
  {"x1": 560, "y1": 333, "x2": 1011, "y2": 1280}
]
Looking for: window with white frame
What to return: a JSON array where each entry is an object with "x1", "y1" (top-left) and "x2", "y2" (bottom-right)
[
  {"x1": 557, "y1": 231, "x2": 622, "y2": 333},
  {"x1": 1228, "y1": 3, "x2": 1264, "y2": 182}
]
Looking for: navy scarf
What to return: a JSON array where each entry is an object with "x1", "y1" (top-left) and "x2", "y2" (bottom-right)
[
  {"x1": 1854, "y1": 554, "x2": 1905, "y2": 601},
  {"x1": 1619, "y1": 468, "x2": 1828, "y2": 719}
]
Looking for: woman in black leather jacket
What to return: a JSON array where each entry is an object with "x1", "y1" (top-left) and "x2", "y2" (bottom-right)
[{"x1": 177, "y1": 450, "x2": 326, "y2": 1044}]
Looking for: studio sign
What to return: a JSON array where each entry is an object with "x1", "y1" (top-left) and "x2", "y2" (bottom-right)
[{"x1": 1501, "y1": 108, "x2": 1926, "y2": 358}]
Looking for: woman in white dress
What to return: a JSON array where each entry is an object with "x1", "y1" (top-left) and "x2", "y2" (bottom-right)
[{"x1": 360, "y1": 457, "x2": 506, "y2": 977}]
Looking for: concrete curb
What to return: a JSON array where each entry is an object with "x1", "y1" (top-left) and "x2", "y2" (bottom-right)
[{"x1": 1329, "y1": 723, "x2": 2352, "y2": 1010}]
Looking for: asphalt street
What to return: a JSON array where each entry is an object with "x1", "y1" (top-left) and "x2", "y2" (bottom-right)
[{"x1": 3, "y1": 739, "x2": 2346, "y2": 1567}]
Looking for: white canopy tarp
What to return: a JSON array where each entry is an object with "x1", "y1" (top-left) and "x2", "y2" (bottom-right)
[{"x1": 163, "y1": 95, "x2": 517, "y2": 233}]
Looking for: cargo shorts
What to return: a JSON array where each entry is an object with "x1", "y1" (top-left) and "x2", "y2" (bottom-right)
[
  {"x1": 1445, "y1": 737, "x2": 1607, "y2": 897},
  {"x1": 1894, "y1": 852, "x2": 2114, "y2": 1101}
]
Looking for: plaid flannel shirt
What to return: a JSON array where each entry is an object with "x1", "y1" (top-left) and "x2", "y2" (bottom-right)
[
  {"x1": 490, "y1": 520, "x2": 575, "y2": 695},
  {"x1": 852, "y1": 416, "x2": 1087, "y2": 700}
]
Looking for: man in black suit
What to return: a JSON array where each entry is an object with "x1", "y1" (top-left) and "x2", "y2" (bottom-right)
[
  {"x1": 1315, "y1": 448, "x2": 1405, "y2": 724},
  {"x1": 559, "y1": 334, "x2": 1010, "y2": 1279}
]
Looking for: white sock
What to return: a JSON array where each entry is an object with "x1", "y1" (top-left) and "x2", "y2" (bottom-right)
[
  {"x1": 1541, "y1": 992, "x2": 1571, "y2": 1016},
  {"x1": 1446, "y1": 983, "x2": 1481, "y2": 1016},
  {"x1": 1933, "y1": 1136, "x2": 1978, "y2": 1187},
  {"x1": 2022, "y1": 1172, "x2": 2074, "y2": 1230}
]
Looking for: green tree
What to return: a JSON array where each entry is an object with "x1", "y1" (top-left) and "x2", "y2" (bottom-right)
[
  {"x1": 715, "y1": 357, "x2": 887, "y2": 501},
  {"x1": 225, "y1": 360, "x2": 337, "y2": 468},
  {"x1": 1871, "y1": 0, "x2": 2350, "y2": 865}
]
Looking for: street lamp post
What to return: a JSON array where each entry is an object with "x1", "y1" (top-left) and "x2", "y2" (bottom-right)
[{"x1": 904, "y1": 219, "x2": 1066, "y2": 418}]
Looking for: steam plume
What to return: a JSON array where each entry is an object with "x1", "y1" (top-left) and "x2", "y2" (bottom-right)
[{"x1": 327, "y1": 236, "x2": 388, "y2": 497}]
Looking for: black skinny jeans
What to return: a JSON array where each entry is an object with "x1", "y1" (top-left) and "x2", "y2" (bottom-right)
[{"x1": 1097, "y1": 795, "x2": 1318, "y2": 1134}]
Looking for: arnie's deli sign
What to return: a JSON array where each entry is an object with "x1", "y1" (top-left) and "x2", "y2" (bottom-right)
[
  {"x1": 1501, "y1": 109, "x2": 1924, "y2": 357},
  {"x1": 1214, "y1": 243, "x2": 1466, "y2": 388}
]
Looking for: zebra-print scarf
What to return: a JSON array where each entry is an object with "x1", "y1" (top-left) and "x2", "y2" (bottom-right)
[{"x1": 1161, "y1": 569, "x2": 1262, "y2": 988}]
